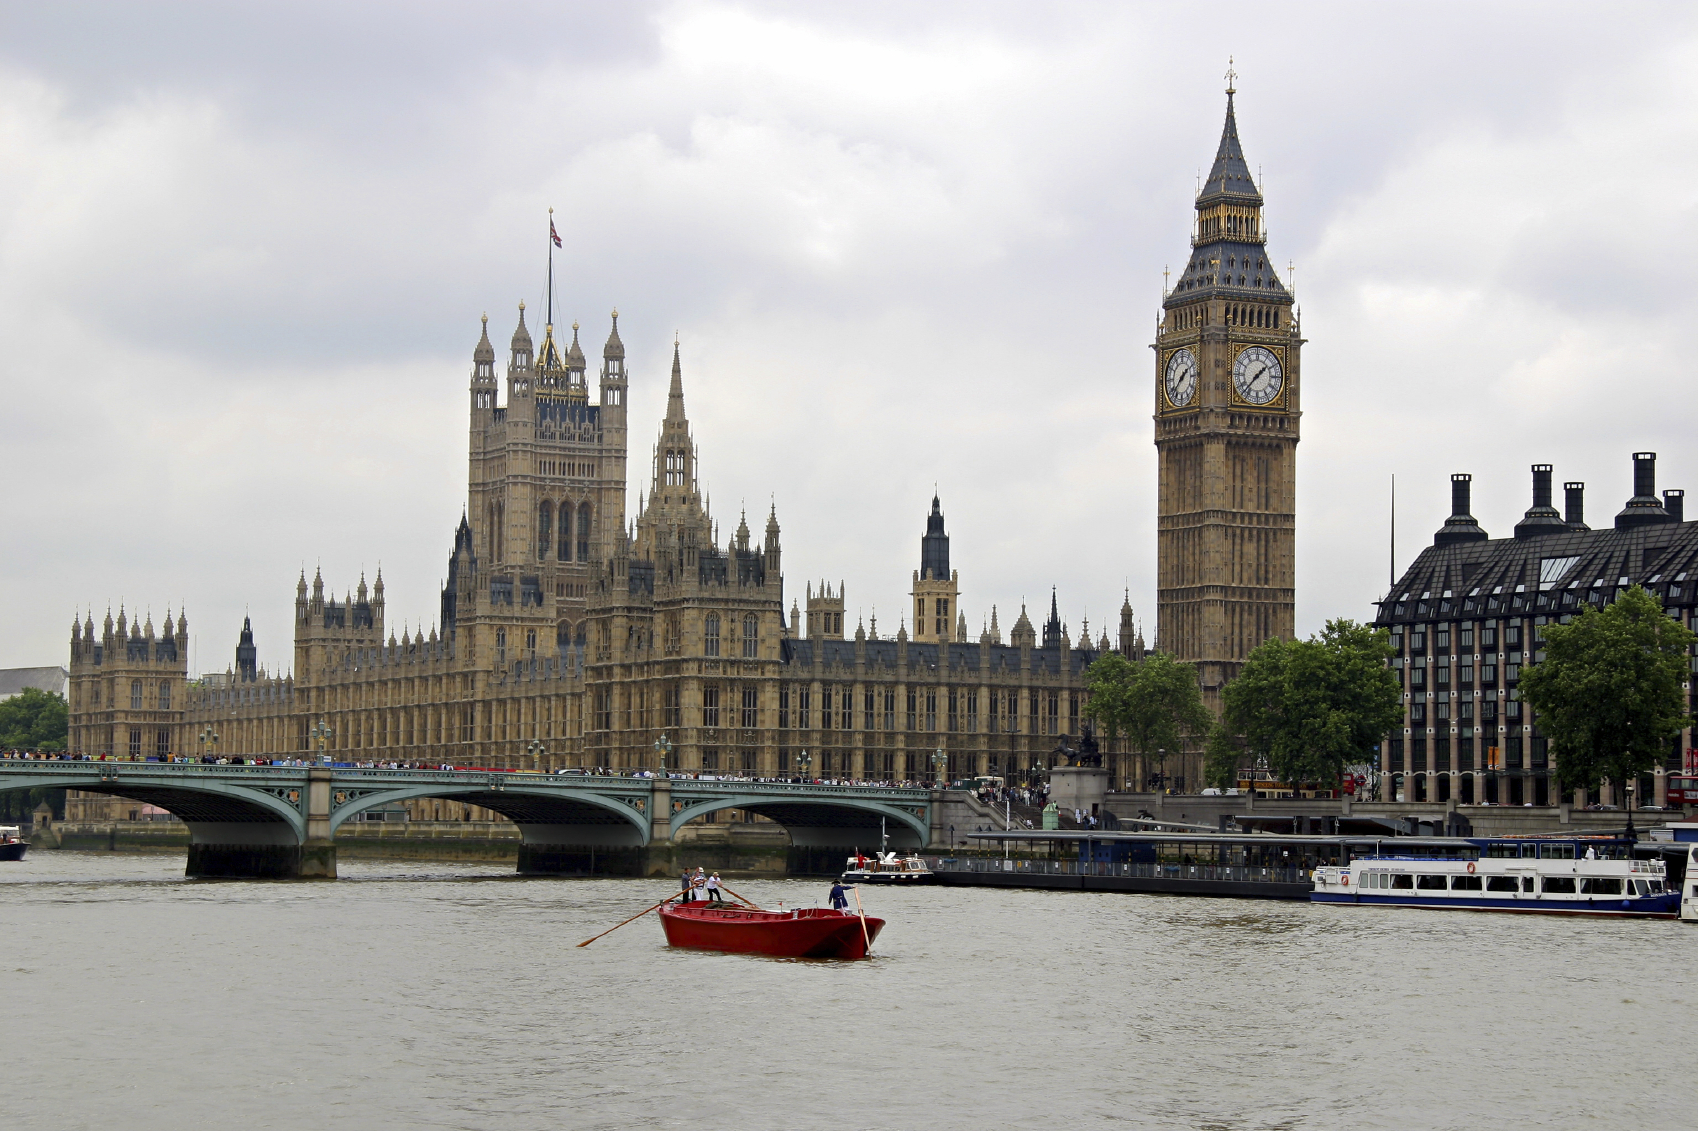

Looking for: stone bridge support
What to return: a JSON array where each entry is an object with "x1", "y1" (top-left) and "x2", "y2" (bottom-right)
[{"x1": 186, "y1": 767, "x2": 336, "y2": 879}]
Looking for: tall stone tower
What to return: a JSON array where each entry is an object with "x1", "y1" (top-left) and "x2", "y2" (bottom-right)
[
  {"x1": 1153, "y1": 76, "x2": 1301, "y2": 705},
  {"x1": 460, "y1": 305, "x2": 630, "y2": 655},
  {"x1": 911, "y1": 495, "x2": 958, "y2": 644}
]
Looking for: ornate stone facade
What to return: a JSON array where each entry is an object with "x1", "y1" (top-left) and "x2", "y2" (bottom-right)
[{"x1": 67, "y1": 309, "x2": 1184, "y2": 790}]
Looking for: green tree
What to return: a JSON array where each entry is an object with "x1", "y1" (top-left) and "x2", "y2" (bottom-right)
[
  {"x1": 1223, "y1": 619, "x2": 1402, "y2": 790},
  {"x1": 1203, "y1": 722, "x2": 1245, "y2": 791},
  {"x1": 1084, "y1": 650, "x2": 1211, "y2": 788},
  {"x1": 1518, "y1": 585, "x2": 1694, "y2": 800},
  {"x1": 0, "y1": 688, "x2": 68, "y2": 752}
]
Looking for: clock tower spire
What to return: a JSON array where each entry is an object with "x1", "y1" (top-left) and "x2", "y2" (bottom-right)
[{"x1": 1152, "y1": 73, "x2": 1301, "y2": 710}]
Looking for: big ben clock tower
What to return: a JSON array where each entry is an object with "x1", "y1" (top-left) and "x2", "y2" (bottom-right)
[{"x1": 1154, "y1": 71, "x2": 1300, "y2": 707}]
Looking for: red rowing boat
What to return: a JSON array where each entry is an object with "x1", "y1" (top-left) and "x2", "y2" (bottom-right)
[{"x1": 659, "y1": 902, "x2": 884, "y2": 959}]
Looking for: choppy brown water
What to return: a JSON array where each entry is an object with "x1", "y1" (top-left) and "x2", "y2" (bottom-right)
[{"x1": 4, "y1": 851, "x2": 1694, "y2": 1130}]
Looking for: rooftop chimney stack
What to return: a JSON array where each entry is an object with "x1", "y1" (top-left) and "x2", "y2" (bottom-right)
[
  {"x1": 1514, "y1": 463, "x2": 1567, "y2": 540},
  {"x1": 1615, "y1": 451, "x2": 1672, "y2": 529},
  {"x1": 1564, "y1": 482, "x2": 1588, "y2": 530},
  {"x1": 1664, "y1": 489, "x2": 1685, "y2": 523},
  {"x1": 1434, "y1": 473, "x2": 1489, "y2": 546}
]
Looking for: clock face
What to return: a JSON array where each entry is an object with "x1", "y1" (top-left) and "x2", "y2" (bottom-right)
[
  {"x1": 1232, "y1": 346, "x2": 1283, "y2": 405},
  {"x1": 1164, "y1": 348, "x2": 1198, "y2": 408}
]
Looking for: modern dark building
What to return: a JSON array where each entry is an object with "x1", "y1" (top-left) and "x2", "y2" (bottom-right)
[{"x1": 1375, "y1": 453, "x2": 1695, "y2": 806}]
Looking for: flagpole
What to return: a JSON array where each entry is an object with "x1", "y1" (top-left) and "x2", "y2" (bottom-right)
[{"x1": 547, "y1": 206, "x2": 554, "y2": 328}]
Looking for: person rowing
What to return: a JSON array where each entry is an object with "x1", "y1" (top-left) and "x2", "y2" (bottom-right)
[
  {"x1": 829, "y1": 880, "x2": 851, "y2": 912},
  {"x1": 706, "y1": 871, "x2": 725, "y2": 904}
]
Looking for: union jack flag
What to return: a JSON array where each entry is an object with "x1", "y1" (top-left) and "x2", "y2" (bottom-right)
[{"x1": 550, "y1": 218, "x2": 562, "y2": 248}]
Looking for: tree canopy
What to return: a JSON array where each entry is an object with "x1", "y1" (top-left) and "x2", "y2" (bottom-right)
[
  {"x1": 1517, "y1": 585, "x2": 1694, "y2": 796},
  {"x1": 1084, "y1": 650, "x2": 1211, "y2": 773},
  {"x1": 1223, "y1": 619, "x2": 1401, "y2": 789},
  {"x1": 0, "y1": 688, "x2": 67, "y2": 752}
]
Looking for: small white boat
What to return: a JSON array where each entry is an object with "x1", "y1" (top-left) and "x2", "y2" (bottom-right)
[
  {"x1": 1313, "y1": 836, "x2": 1675, "y2": 918},
  {"x1": 841, "y1": 851, "x2": 934, "y2": 885},
  {"x1": 0, "y1": 825, "x2": 27, "y2": 862},
  {"x1": 1681, "y1": 845, "x2": 1698, "y2": 923}
]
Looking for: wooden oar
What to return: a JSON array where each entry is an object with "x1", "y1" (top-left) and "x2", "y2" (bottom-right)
[
  {"x1": 851, "y1": 885, "x2": 872, "y2": 956},
  {"x1": 575, "y1": 895, "x2": 675, "y2": 947},
  {"x1": 716, "y1": 883, "x2": 762, "y2": 909}
]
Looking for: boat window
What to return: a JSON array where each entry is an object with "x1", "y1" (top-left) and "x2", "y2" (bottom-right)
[
  {"x1": 1451, "y1": 875, "x2": 1483, "y2": 890},
  {"x1": 1486, "y1": 875, "x2": 1519, "y2": 892},
  {"x1": 1390, "y1": 874, "x2": 1414, "y2": 889},
  {"x1": 1632, "y1": 879, "x2": 1655, "y2": 896},
  {"x1": 1486, "y1": 844, "x2": 1519, "y2": 858},
  {"x1": 1542, "y1": 876, "x2": 1576, "y2": 894},
  {"x1": 1580, "y1": 877, "x2": 1623, "y2": 895},
  {"x1": 1540, "y1": 843, "x2": 1576, "y2": 860},
  {"x1": 1416, "y1": 875, "x2": 1448, "y2": 890},
  {"x1": 1521, "y1": 845, "x2": 1540, "y2": 858},
  {"x1": 1522, "y1": 876, "x2": 1535, "y2": 892}
]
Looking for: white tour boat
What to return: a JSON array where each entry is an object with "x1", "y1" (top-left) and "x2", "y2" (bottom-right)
[
  {"x1": 1313, "y1": 836, "x2": 1676, "y2": 918},
  {"x1": 0, "y1": 825, "x2": 27, "y2": 862},
  {"x1": 841, "y1": 851, "x2": 934, "y2": 885},
  {"x1": 1681, "y1": 845, "x2": 1698, "y2": 923}
]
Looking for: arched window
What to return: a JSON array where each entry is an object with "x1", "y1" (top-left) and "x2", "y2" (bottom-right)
[
  {"x1": 537, "y1": 501, "x2": 552, "y2": 560},
  {"x1": 130, "y1": 680, "x2": 143, "y2": 709},
  {"x1": 704, "y1": 614, "x2": 721, "y2": 657},
  {"x1": 577, "y1": 502, "x2": 592, "y2": 562},
  {"x1": 742, "y1": 615, "x2": 758, "y2": 657},
  {"x1": 557, "y1": 621, "x2": 573, "y2": 650},
  {"x1": 558, "y1": 503, "x2": 572, "y2": 561}
]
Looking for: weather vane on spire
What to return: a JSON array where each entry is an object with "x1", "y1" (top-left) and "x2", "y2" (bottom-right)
[{"x1": 1225, "y1": 56, "x2": 1237, "y2": 95}]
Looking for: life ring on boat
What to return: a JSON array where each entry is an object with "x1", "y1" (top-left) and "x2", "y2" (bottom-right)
[
  {"x1": 1340, "y1": 874, "x2": 1349, "y2": 886},
  {"x1": 1466, "y1": 861, "x2": 1477, "y2": 874}
]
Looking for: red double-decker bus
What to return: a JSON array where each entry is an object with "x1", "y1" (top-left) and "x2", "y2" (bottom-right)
[{"x1": 1667, "y1": 775, "x2": 1698, "y2": 806}]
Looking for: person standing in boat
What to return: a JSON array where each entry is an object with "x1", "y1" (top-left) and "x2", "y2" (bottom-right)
[
  {"x1": 689, "y1": 867, "x2": 708, "y2": 902},
  {"x1": 829, "y1": 881, "x2": 851, "y2": 912},
  {"x1": 706, "y1": 872, "x2": 725, "y2": 904},
  {"x1": 680, "y1": 867, "x2": 692, "y2": 902}
]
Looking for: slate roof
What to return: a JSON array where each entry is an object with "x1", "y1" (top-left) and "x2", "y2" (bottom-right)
[
  {"x1": 1376, "y1": 520, "x2": 1698, "y2": 627},
  {"x1": 0, "y1": 666, "x2": 68, "y2": 699},
  {"x1": 1164, "y1": 92, "x2": 1291, "y2": 308}
]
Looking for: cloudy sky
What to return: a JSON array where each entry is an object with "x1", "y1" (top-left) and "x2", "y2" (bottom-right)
[{"x1": 3, "y1": 1, "x2": 1696, "y2": 674}]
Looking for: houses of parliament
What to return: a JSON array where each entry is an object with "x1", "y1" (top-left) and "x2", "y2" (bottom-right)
[{"x1": 63, "y1": 83, "x2": 1299, "y2": 799}]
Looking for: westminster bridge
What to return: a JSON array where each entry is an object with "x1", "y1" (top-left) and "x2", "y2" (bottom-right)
[{"x1": 0, "y1": 762, "x2": 940, "y2": 878}]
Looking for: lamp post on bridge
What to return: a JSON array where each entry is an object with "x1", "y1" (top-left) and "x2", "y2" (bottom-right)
[
  {"x1": 524, "y1": 739, "x2": 546, "y2": 771},
  {"x1": 654, "y1": 734, "x2": 672, "y2": 777},
  {"x1": 197, "y1": 726, "x2": 219, "y2": 765},
  {"x1": 797, "y1": 749, "x2": 812, "y2": 782},
  {"x1": 931, "y1": 747, "x2": 946, "y2": 789},
  {"x1": 310, "y1": 720, "x2": 333, "y2": 765}
]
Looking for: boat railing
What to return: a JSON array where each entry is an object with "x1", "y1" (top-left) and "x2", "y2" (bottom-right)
[{"x1": 926, "y1": 857, "x2": 1308, "y2": 885}]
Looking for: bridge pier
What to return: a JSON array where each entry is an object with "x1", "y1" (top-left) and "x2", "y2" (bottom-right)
[{"x1": 299, "y1": 767, "x2": 336, "y2": 879}]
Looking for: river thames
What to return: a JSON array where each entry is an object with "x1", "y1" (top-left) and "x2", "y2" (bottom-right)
[{"x1": 5, "y1": 851, "x2": 1692, "y2": 1130}]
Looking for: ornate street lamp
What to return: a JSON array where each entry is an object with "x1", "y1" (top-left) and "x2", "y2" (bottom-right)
[
  {"x1": 931, "y1": 747, "x2": 946, "y2": 788},
  {"x1": 797, "y1": 749, "x2": 812, "y2": 781},
  {"x1": 525, "y1": 738, "x2": 546, "y2": 770},
  {"x1": 654, "y1": 733, "x2": 672, "y2": 776},
  {"x1": 310, "y1": 719, "x2": 333, "y2": 764},
  {"x1": 198, "y1": 726, "x2": 219, "y2": 764}
]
